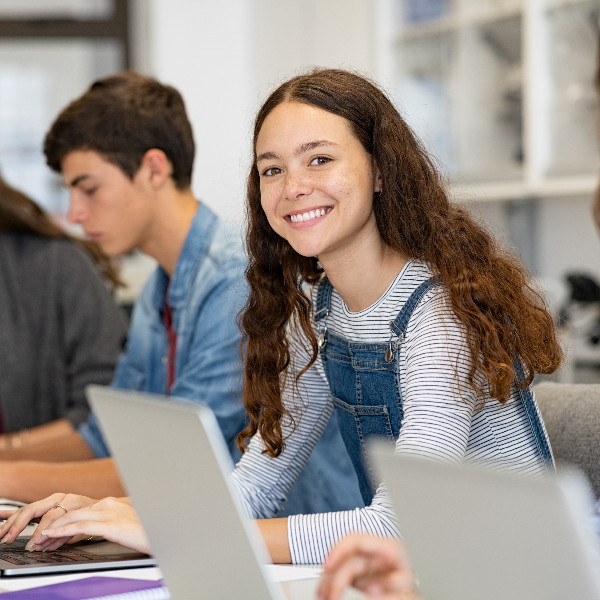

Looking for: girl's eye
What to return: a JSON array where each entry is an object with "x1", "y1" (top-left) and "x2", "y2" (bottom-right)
[
  {"x1": 310, "y1": 156, "x2": 331, "y2": 166},
  {"x1": 82, "y1": 187, "x2": 97, "y2": 197},
  {"x1": 262, "y1": 167, "x2": 282, "y2": 177}
]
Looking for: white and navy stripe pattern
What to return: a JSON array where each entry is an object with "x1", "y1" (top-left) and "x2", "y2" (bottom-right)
[{"x1": 230, "y1": 260, "x2": 551, "y2": 564}]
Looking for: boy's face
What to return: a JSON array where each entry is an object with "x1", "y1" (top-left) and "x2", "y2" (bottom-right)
[{"x1": 62, "y1": 150, "x2": 153, "y2": 257}]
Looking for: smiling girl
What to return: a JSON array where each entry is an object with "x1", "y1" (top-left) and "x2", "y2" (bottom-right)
[{"x1": 230, "y1": 67, "x2": 562, "y2": 564}]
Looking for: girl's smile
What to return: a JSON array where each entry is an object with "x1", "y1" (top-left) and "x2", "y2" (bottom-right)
[{"x1": 287, "y1": 206, "x2": 333, "y2": 225}]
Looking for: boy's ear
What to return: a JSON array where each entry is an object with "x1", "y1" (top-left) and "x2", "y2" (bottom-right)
[{"x1": 140, "y1": 148, "x2": 172, "y2": 187}]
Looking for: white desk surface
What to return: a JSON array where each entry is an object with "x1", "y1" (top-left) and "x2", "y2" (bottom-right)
[{"x1": 0, "y1": 564, "x2": 364, "y2": 598}]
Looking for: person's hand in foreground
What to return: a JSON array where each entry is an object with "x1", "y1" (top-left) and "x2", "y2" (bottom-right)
[
  {"x1": 318, "y1": 534, "x2": 421, "y2": 600},
  {"x1": 0, "y1": 493, "x2": 150, "y2": 554}
]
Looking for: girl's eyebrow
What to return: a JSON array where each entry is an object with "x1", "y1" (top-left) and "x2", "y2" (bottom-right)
[
  {"x1": 295, "y1": 140, "x2": 337, "y2": 156},
  {"x1": 256, "y1": 140, "x2": 338, "y2": 164},
  {"x1": 256, "y1": 151, "x2": 278, "y2": 163}
]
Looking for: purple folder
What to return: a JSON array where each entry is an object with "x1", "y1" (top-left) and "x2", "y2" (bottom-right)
[{"x1": 0, "y1": 576, "x2": 169, "y2": 599}]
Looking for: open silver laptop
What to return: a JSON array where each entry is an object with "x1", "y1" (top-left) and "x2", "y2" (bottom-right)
[
  {"x1": 371, "y1": 443, "x2": 600, "y2": 600},
  {"x1": 0, "y1": 527, "x2": 154, "y2": 576},
  {"x1": 87, "y1": 385, "x2": 292, "y2": 600}
]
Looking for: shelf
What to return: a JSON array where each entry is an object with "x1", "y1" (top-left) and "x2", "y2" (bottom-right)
[
  {"x1": 545, "y1": 0, "x2": 598, "y2": 10},
  {"x1": 458, "y1": 1, "x2": 523, "y2": 25},
  {"x1": 392, "y1": 0, "x2": 598, "y2": 195},
  {"x1": 543, "y1": 0, "x2": 598, "y2": 177},
  {"x1": 451, "y1": 174, "x2": 598, "y2": 203},
  {"x1": 395, "y1": 15, "x2": 456, "y2": 39}
]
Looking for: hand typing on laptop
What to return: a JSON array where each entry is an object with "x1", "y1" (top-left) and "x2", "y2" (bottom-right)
[{"x1": 0, "y1": 493, "x2": 150, "y2": 555}]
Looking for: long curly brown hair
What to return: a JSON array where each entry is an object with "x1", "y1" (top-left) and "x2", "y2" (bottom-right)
[
  {"x1": 0, "y1": 174, "x2": 122, "y2": 288},
  {"x1": 238, "y1": 68, "x2": 562, "y2": 457}
]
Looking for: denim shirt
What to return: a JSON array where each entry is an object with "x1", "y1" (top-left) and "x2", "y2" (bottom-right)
[{"x1": 79, "y1": 202, "x2": 247, "y2": 458}]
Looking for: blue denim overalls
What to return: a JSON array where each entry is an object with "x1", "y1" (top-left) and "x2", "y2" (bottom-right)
[{"x1": 314, "y1": 275, "x2": 554, "y2": 505}]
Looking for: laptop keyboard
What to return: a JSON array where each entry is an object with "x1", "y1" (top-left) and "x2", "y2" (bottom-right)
[{"x1": 0, "y1": 538, "x2": 100, "y2": 565}]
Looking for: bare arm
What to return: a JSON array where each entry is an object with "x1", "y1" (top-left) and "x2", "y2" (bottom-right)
[
  {"x1": 0, "y1": 422, "x2": 83, "y2": 460},
  {"x1": 256, "y1": 517, "x2": 291, "y2": 563},
  {"x1": 0, "y1": 455, "x2": 125, "y2": 504},
  {"x1": 0, "y1": 429, "x2": 94, "y2": 463}
]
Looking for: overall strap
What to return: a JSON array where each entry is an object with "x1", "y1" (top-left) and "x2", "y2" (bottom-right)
[
  {"x1": 314, "y1": 276, "x2": 334, "y2": 323},
  {"x1": 513, "y1": 357, "x2": 555, "y2": 469},
  {"x1": 389, "y1": 277, "x2": 441, "y2": 339}
]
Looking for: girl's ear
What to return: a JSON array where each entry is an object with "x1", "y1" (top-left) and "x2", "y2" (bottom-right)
[{"x1": 374, "y1": 163, "x2": 382, "y2": 194}]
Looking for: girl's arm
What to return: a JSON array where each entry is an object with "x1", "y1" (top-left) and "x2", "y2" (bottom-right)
[{"x1": 256, "y1": 517, "x2": 291, "y2": 563}]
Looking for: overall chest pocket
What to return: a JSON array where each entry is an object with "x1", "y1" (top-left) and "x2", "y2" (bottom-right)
[
  {"x1": 323, "y1": 335, "x2": 402, "y2": 444},
  {"x1": 332, "y1": 395, "x2": 395, "y2": 443}
]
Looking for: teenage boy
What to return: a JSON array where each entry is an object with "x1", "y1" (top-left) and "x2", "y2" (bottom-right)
[{"x1": 0, "y1": 72, "x2": 362, "y2": 515}]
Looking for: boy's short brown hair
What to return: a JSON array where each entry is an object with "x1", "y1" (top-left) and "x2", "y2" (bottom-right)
[{"x1": 44, "y1": 71, "x2": 195, "y2": 189}]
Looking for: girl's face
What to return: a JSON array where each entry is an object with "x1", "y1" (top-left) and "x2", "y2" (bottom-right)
[{"x1": 256, "y1": 101, "x2": 381, "y2": 266}]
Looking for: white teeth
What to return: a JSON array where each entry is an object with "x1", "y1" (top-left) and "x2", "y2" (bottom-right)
[{"x1": 290, "y1": 208, "x2": 329, "y2": 223}]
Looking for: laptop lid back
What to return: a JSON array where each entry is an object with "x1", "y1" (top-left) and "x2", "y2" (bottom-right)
[
  {"x1": 87, "y1": 385, "x2": 285, "y2": 600},
  {"x1": 371, "y1": 443, "x2": 600, "y2": 600}
]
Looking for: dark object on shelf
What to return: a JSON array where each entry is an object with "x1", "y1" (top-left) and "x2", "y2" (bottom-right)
[
  {"x1": 588, "y1": 320, "x2": 600, "y2": 345},
  {"x1": 558, "y1": 273, "x2": 600, "y2": 345},
  {"x1": 565, "y1": 273, "x2": 600, "y2": 303}
]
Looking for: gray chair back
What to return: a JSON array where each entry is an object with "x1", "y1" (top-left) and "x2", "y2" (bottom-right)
[{"x1": 534, "y1": 381, "x2": 600, "y2": 498}]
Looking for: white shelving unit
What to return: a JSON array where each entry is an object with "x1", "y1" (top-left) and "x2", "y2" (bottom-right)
[
  {"x1": 387, "y1": 0, "x2": 600, "y2": 383},
  {"x1": 390, "y1": 0, "x2": 599, "y2": 203}
]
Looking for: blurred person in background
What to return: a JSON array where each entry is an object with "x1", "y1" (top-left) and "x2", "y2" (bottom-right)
[{"x1": 0, "y1": 172, "x2": 127, "y2": 454}]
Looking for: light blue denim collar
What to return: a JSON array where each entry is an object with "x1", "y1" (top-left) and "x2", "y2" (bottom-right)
[{"x1": 150, "y1": 201, "x2": 216, "y2": 312}]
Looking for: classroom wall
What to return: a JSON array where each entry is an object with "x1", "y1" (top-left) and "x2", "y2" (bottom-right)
[{"x1": 133, "y1": 0, "x2": 252, "y2": 225}]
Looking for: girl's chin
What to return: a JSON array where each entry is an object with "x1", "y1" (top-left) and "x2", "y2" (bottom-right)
[
  {"x1": 279, "y1": 230, "x2": 328, "y2": 260},
  {"x1": 287, "y1": 243, "x2": 322, "y2": 259}
]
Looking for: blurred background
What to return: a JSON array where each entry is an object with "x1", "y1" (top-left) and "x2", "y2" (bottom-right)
[{"x1": 1, "y1": 0, "x2": 599, "y2": 381}]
